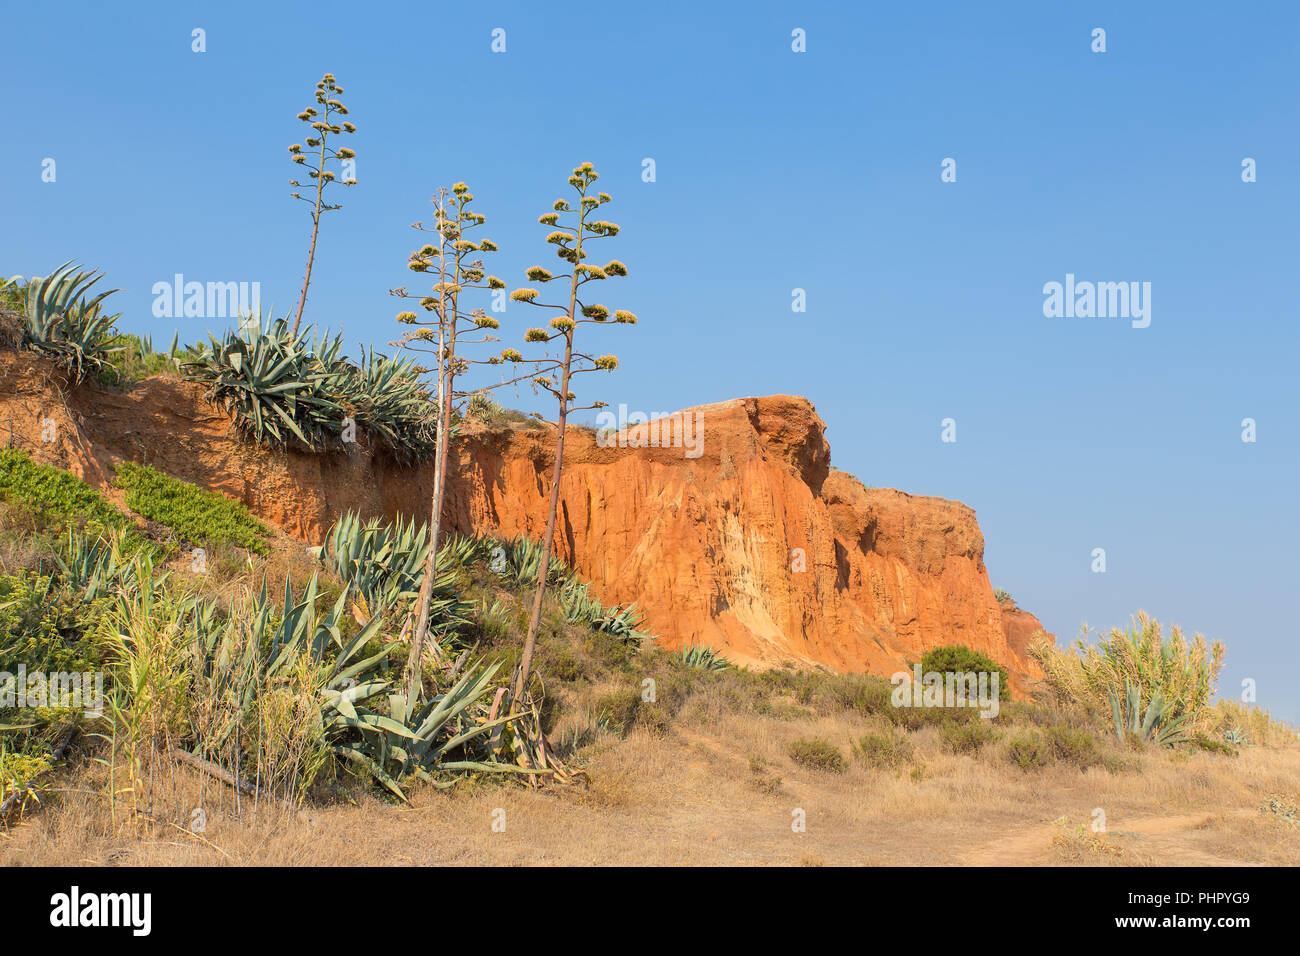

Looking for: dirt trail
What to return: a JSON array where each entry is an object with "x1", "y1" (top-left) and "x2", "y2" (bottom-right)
[{"x1": 961, "y1": 811, "x2": 1248, "y2": 866}]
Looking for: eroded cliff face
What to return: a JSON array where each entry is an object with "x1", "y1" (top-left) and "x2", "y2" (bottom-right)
[{"x1": 0, "y1": 350, "x2": 1051, "y2": 690}]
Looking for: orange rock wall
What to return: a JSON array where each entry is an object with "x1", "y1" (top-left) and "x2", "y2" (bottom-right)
[{"x1": 0, "y1": 352, "x2": 1051, "y2": 688}]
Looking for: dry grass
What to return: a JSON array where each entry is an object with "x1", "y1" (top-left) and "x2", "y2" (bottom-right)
[{"x1": 6, "y1": 679, "x2": 1298, "y2": 866}]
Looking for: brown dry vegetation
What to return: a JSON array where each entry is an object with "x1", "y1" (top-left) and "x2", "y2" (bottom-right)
[{"x1": 5, "y1": 633, "x2": 1298, "y2": 866}]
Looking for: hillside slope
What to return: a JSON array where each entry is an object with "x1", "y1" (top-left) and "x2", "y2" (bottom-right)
[{"x1": 0, "y1": 350, "x2": 1051, "y2": 688}]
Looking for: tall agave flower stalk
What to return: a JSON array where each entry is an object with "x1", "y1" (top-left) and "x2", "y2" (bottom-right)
[
  {"x1": 289, "y1": 72, "x2": 358, "y2": 336},
  {"x1": 391, "y1": 184, "x2": 538, "y2": 698},
  {"x1": 508, "y1": 162, "x2": 637, "y2": 702}
]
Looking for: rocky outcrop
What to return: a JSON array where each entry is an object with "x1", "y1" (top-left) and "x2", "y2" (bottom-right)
[
  {"x1": 999, "y1": 601, "x2": 1054, "y2": 668},
  {"x1": 0, "y1": 351, "x2": 1051, "y2": 691}
]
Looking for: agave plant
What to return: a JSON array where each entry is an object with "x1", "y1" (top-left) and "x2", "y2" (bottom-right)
[
  {"x1": 55, "y1": 528, "x2": 158, "y2": 601},
  {"x1": 319, "y1": 512, "x2": 470, "y2": 636},
  {"x1": 181, "y1": 316, "x2": 346, "y2": 449},
  {"x1": 677, "y1": 644, "x2": 731, "y2": 672},
  {"x1": 182, "y1": 317, "x2": 438, "y2": 459},
  {"x1": 338, "y1": 658, "x2": 530, "y2": 798},
  {"x1": 340, "y1": 345, "x2": 438, "y2": 461},
  {"x1": 1108, "y1": 679, "x2": 1191, "y2": 747},
  {"x1": 439, "y1": 533, "x2": 492, "y2": 573},
  {"x1": 561, "y1": 581, "x2": 648, "y2": 644},
  {"x1": 488, "y1": 535, "x2": 575, "y2": 592},
  {"x1": 19, "y1": 261, "x2": 123, "y2": 381}
]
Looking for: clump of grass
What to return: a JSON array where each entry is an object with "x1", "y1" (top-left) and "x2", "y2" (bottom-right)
[
  {"x1": 115, "y1": 461, "x2": 270, "y2": 555},
  {"x1": 787, "y1": 736, "x2": 846, "y2": 774},
  {"x1": 1042, "y1": 724, "x2": 1102, "y2": 769},
  {"x1": 1192, "y1": 733, "x2": 1239, "y2": 757},
  {"x1": 1201, "y1": 699, "x2": 1297, "y2": 748},
  {"x1": 852, "y1": 729, "x2": 914, "y2": 769},
  {"x1": 460, "y1": 392, "x2": 543, "y2": 429},
  {"x1": 1030, "y1": 611, "x2": 1224, "y2": 733},
  {"x1": 1050, "y1": 818, "x2": 1127, "y2": 862},
  {"x1": 1261, "y1": 793, "x2": 1299, "y2": 828},
  {"x1": 748, "y1": 754, "x2": 784, "y2": 794}
]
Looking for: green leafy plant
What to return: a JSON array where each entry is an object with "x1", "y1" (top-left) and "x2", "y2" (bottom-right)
[
  {"x1": 511, "y1": 162, "x2": 637, "y2": 702},
  {"x1": 181, "y1": 317, "x2": 435, "y2": 457},
  {"x1": 939, "y1": 719, "x2": 998, "y2": 754},
  {"x1": 96, "y1": 332, "x2": 186, "y2": 388},
  {"x1": 0, "y1": 448, "x2": 145, "y2": 551},
  {"x1": 787, "y1": 736, "x2": 846, "y2": 773},
  {"x1": 318, "y1": 511, "x2": 470, "y2": 639},
  {"x1": 853, "y1": 729, "x2": 914, "y2": 769},
  {"x1": 561, "y1": 581, "x2": 648, "y2": 644},
  {"x1": 182, "y1": 316, "x2": 344, "y2": 448},
  {"x1": 115, "y1": 461, "x2": 270, "y2": 555},
  {"x1": 1006, "y1": 731, "x2": 1051, "y2": 770},
  {"x1": 55, "y1": 528, "x2": 154, "y2": 601},
  {"x1": 289, "y1": 72, "x2": 358, "y2": 335},
  {"x1": 340, "y1": 346, "x2": 438, "y2": 460},
  {"x1": 487, "y1": 535, "x2": 575, "y2": 592}
]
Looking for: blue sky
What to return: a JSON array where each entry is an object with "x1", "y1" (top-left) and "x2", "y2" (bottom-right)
[{"x1": 3, "y1": 1, "x2": 1297, "y2": 719}]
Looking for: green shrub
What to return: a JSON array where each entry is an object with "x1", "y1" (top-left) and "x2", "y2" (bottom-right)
[
  {"x1": 0, "y1": 571, "x2": 106, "y2": 676},
  {"x1": 1006, "y1": 731, "x2": 1050, "y2": 770},
  {"x1": 920, "y1": 644, "x2": 1011, "y2": 701},
  {"x1": 1004, "y1": 725, "x2": 1107, "y2": 771},
  {"x1": 1043, "y1": 724, "x2": 1102, "y2": 769},
  {"x1": 787, "y1": 736, "x2": 846, "y2": 773},
  {"x1": 993, "y1": 587, "x2": 1013, "y2": 604},
  {"x1": 115, "y1": 461, "x2": 270, "y2": 555},
  {"x1": 940, "y1": 719, "x2": 999, "y2": 754},
  {"x1": 852, "y1": 729, "x2": 914, "y2": 769},
  {"x1": 593, "y1": 687, "x2": 642, "y2": 735},
  {"x1": 540, "y1": 645, "x2": 584, "y2": 684},
  {"x1": 96, "y1": 333, "x2": 198, "y2": 389},
  {"x1": 1192, "y1": 733, "x2": 1239, "y2": 757},
  {"x1": 0, "y1": 449, "x2": 145, "y2": 552}
]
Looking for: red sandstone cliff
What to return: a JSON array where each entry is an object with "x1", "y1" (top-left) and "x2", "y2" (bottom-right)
[{"x1": 0, "y1": 351, "x2": 1052, "y2": 690}]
